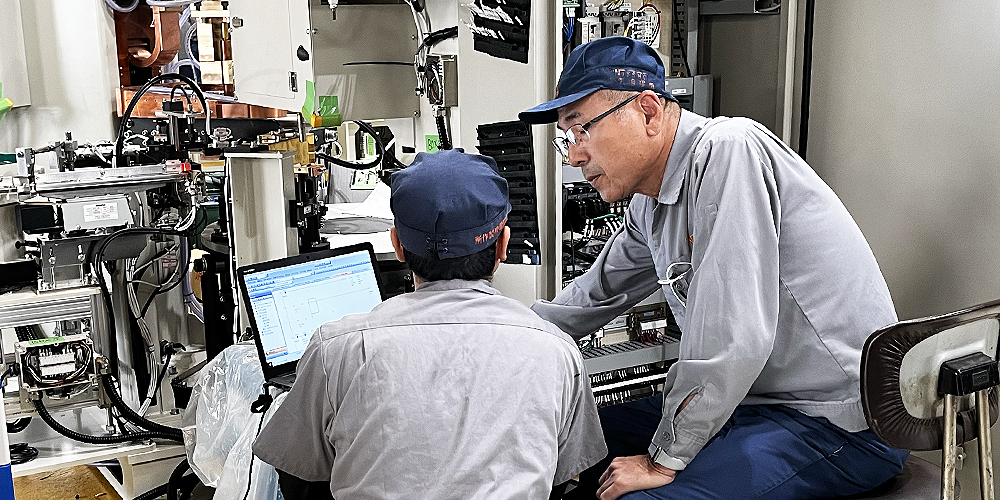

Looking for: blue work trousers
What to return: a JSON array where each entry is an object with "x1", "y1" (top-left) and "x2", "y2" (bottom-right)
[{"x1": 574, "y1": 395, "x2": 909, "y2": 500}]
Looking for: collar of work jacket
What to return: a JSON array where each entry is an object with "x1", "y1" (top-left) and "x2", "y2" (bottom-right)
[
  {"x1": 657, "y1": 110, "x2": 701, "y2": 205},
  {"x1": 414, "y1": 278, "x2": 501, "y2": 296}
]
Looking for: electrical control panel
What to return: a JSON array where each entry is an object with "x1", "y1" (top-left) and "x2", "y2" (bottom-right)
[{"x1": 15, "y1": 334, "x2": 98, "y2": 395}]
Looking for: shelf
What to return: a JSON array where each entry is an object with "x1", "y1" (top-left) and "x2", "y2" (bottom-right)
[{"x1": 583, "y1": 339, "x2": 680, "y2": 374}]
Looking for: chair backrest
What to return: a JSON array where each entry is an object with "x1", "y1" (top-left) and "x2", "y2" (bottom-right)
[{"x1": 861, "y1": 299, "x2": 1000, "y2": 451}]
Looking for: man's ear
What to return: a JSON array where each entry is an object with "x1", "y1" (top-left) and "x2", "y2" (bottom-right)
[
  {"x1": 390, "y1": 228, "x2": 406, "y2": 263},
  {"x1": 638, "y1": 90, "x2": 665, "y2": 136},
  {"x1": 495, "y1": 226, "x2": 510, "y2": 262}
]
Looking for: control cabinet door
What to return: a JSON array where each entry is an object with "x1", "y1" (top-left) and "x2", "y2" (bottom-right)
[{"x1": 229, "y1": 0, "x2": 313, "y2": 111}]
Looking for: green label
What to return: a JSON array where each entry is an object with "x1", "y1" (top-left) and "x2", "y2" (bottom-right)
[
  {"x1": 317, "y1": 95, "x2": 342, "y2": 127},
  {"x1": 28, "y1": 336, "x2": 66, "y2": 346},
  {"x1": 301, "y1": 80, "x2": 316, "y2": 118},
  {"x1": 425, "y1": 135, "x2": 440, "y2": 153},
  {"x1": 365, "y1": 135, "x2": 376, "y2": 157},
  {"x1": 0, "y1": 82, "x2": 9, "y2": 124}
]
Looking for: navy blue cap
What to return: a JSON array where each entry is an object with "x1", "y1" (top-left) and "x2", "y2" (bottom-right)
[
  {"x1": 390, "y1": 149, "x2": 511, "y2": 259},
  {"x1": 519, "y1": 37, "x2": 677, "y2": 124}
]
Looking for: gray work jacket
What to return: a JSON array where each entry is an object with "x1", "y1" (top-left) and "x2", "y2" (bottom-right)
[
  {"x1": 254, "y1": 279, "x2": 607, "y2": 499},
  {"x1": 532, "y1": 110, "x2": 897, "y2": 468}
]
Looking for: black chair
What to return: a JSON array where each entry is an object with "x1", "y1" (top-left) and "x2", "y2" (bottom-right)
[{"x1": 829, "y1": 299, "x2": 1000, "y2": 500}]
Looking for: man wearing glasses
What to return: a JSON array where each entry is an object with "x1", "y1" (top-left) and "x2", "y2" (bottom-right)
[{"x1": 521, "y1": 37, "x2": 908, "y2": 500}]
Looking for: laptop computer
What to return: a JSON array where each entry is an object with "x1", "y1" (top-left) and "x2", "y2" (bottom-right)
[{"x1": 237, "y1": 242, "x2": 386, "y2": 389}]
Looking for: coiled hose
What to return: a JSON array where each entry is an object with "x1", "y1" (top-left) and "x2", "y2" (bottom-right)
[
  {"x1": 135, "y1": 458, "x2": 196, "y2": 500},
  {"x1": 436, "y1": 114, "x2": 452, "y2": 150},
  {"x1": 31, "y1": 374, "x2": 183, "y2": 444},
  {"x1": 134, "y1": 483, "x2": 169, "y2": 500},
  {"x1": 32, "y1": 397, "x2": 179, "y2": 444}
]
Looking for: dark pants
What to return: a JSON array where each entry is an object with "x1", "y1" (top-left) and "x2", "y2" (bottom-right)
[
  {"x1": 277, "y1": 470, "x2": 333, "y2": 500},
  {"x1": 570, "y1": 395, "x2": 909, "y2": 500}
]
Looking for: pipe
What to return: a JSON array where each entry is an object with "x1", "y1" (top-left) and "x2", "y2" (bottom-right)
[
  {"x1": 105, "y1": 0, "x2": 140, "y2": 13},
  {"x1": 978, "y1": 389, "x2": 995, "y2": 500},
  {"x1": 146, "y1": 0, "x2": 199, "y2": 7},
  {"x1": 943, "y1": 393, "x2": 958, "y2": 500}
]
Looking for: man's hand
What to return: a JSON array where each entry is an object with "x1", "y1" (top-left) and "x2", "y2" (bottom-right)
[{"x1": 596, "y1": 454, "x2": 677, "y2": 500}]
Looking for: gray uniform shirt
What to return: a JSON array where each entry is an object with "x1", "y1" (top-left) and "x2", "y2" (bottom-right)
[
  {"x1": 254, "y1": 279, "x2": 607, "y2": 499},
  {"x1": 532, "y1": 110, "x2": 897, "y2": 467}
]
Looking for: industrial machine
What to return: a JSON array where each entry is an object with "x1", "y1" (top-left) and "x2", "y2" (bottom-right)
[
  {"x1": 0, "y1": 0, "x2": 744, "y2": 496},
  {"x1": 2, "y1": 122, "x2": 203, "y2": 435}
]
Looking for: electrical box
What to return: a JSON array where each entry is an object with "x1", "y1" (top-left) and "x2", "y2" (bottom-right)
[
  {"x1": 228, "y1": 0, "x2": 420, "y2": 120},
  {"x1": 0, "y1": 287, "x2": 108, "y2": 420},
  {"x1": 665, "y1": 75, "x2": 713, "y2": 117},
  {"x1": 424, "y1": 54, "x2": 458, "y2": 108}
]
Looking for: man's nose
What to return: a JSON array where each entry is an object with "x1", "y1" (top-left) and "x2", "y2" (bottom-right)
[{"x1": 567, "y1": 142, "x2": 588, "y2": 168}]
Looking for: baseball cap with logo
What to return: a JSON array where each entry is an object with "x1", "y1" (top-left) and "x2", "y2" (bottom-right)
[
  {"x1": 390, "y1": 149, "x2": 511, "y2": 259},
  {"x1": 519, "y1": 37, "x2": 677, "y2": 124}
]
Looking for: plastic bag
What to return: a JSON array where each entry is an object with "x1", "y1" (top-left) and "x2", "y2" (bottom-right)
[{"x1": 182, "y1": 343, "x2": 287, "y2": 500}]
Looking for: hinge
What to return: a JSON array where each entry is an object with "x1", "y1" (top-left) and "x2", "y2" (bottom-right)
[{"x1": 289, "y1": 71, "x2": 298, "y2": 93}]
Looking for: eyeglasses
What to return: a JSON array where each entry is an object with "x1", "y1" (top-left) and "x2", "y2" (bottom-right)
[
  {"x1": 657, "y1": 261, "x2": 691, "y2": 307},
  {"x1": 551, "y1": 93, "x2": 641, "y2": 160}
]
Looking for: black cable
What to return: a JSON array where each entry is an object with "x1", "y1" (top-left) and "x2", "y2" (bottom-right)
[
  {"x1": 316, "y1": 120, "x2": 404, "y2": 171},
  {"x1": 33, "y1": 397, "x2": 179, "y2": 444},
  {"x1": 134, "y1": 483, "x2": 170, "y2": 500},
  {"x1": 140, "y1": 245, "x2": 191, "y2": 317},
  {"x1": 177, "y1": 473, "x2": 201, "y2": 500},
  {"x1": 671, "y1": 0, "x2": 693, "y2": 77},
  {"x1": 132, "y1": 246, "x2": 174, "y2": 278},
  {"x1": 243, "y1": 384, "x2": 274, "y2": 500},
  {"x1": 90, "y1": 227, "x2": 189, "y2": 376},
  {"x1": 436, "y1": 114, "x2": 452, "y2": 150},
  {"x1": 169, "y1": 85, "x2": 195, "y2": 110},
  {"x1": 242, "y1": 414, "x2": 266, "y2": 500},
  {"x1": 9, "y1": 443, "x2": 38, "y2": 465},
  {"x1": 116, "y1": 72, "x2": 209, "y2": 168},
  {"x1": 7, "y1": 417, "x2": 31, "y2": 434},
  {"x1": 102, "y1": 374, "x2": 184, "y2": 440},
  {"x1": 418, "y1": 26, "x2": 458, "y2": 52},
  {"x1": 167, "y1": 459, "x2": 191, "y2": 500},
  {"x1": 139, "y1": 344, "x2": 181, "y2": 413}
]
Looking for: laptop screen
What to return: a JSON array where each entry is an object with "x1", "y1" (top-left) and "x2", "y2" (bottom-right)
[{"x1": 242, "y1": 249, "x2": 382, "y2": 369}]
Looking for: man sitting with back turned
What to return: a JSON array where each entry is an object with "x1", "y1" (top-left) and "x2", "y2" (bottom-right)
[{"x1": 253, "y1": 149, "x2": 607, "y2": 500}]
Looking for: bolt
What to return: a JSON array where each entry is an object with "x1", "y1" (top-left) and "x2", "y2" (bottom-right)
[
  {"x1": 48, "y1": 257, "x2": 56, "y2": 265},
  {"x1": 16, "y1": 151, "x2": 23, "y2": 157}
]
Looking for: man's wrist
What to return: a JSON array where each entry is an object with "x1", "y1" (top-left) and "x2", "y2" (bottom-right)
[{"x1": 649, "y1": 447, "x2": 687, "y2": 471}]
